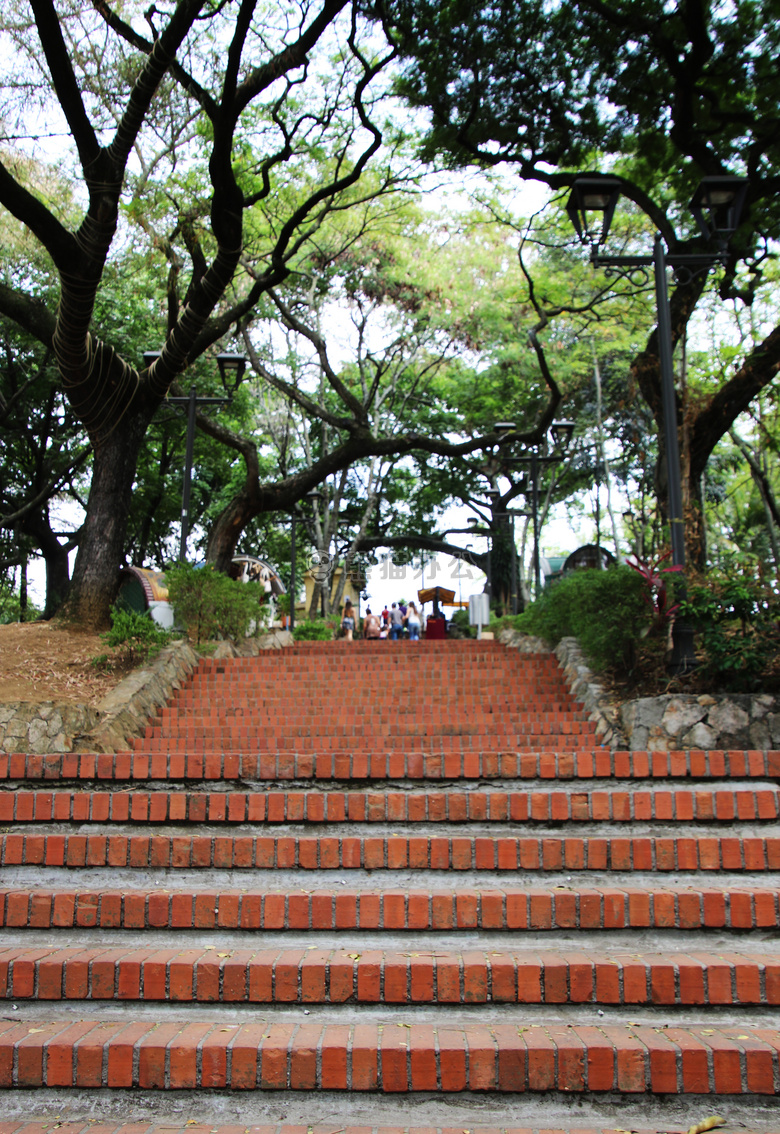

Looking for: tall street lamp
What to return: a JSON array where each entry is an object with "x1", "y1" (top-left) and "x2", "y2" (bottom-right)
[
  {"x1": 495, "y1": 421, "x2": 576, "y2": 597},
  {"x1": 467, "y1": 516, "x2": 491, "y2": 601},
  {"x1": 289, "y1": 489, "x2": 323, "y2": 633},
  {"x1": 145, "y1": 352, "x2": 247, "y2": 561},
  {"x1": 565, "y1": 175, "x2": 747, "y2": 672}
]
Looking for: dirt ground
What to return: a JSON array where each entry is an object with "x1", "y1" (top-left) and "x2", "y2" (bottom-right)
[{"x1": 0, "y1": 621, "x2": 124, "y2": 706}]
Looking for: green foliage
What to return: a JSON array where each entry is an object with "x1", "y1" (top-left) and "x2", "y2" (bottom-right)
[
  {"x1": 0, "y1": 589, "x2": 43, "y2": 624},
  {"x1": 166, "y1": 563, "x2": 264, "y2": 645},
  {"x1": 512, "y1": 566, "x2": 649, "y2": 672},
  {"x1": 100, "y1": 605, "x2": 171, "y2": 666},
  {"x1": 448, "y1": 608, "x2": 475, "y2": 638},
  {"x1": 679, "y1": 573, "x2": 780, "y2": 692},
  {"x1": 292, "y1": 618, "x2": 335, "y2": 641}
]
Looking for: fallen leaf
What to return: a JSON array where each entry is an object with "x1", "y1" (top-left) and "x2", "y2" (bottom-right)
[{"x1": 687, "y1": 1118, "x2": 725, "y2": 1134}]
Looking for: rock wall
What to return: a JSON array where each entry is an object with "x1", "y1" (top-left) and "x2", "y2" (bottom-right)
[
  {"x1": 0, "y1": 702, "x2": 100, "y2": 754},
  {"x1": 0, "y1": 631, "x2": 292, "y2": 755},
  {"x1": 498, "y1": 630, "x2": 626, "y2": 747},
  {"x1": 620, "y1": 692, "x2": 780, "y2": 752},
  {"x1": 498, "y1": 628, "x2": 779, "y2": 751}
]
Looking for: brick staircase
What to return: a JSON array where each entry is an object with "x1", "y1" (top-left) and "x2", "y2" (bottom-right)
[{"x1": 0, "y1": 639, "x2": 779, "y2": 1134}]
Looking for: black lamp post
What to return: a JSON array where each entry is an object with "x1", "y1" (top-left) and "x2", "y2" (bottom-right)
[
  {"x1": 145, "y1": 351, "x2": 248, "y2": 561},
  {"x1": 495, "y1": 421, "x2": 576, "y2": 597},
  {"x1": 565, "y1": 174, "x2": 747, "y2": 673},
  {"x1": 289, "y1": 489, "x2": 323, "y2": 633}
]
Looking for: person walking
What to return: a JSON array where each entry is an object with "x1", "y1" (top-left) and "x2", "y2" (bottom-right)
[
  {"x1": 363, "y1": 607, "x2": 381, "y2": 639},
  {"x1": 405, "y1": 601, "x2": 421, "y2": 641},
  {"x1": 341, "y1": 600, "x2": 355, "y2": 641},
  {"x1": 389, "y1": 602, "x2": 404, "y2": 641}
]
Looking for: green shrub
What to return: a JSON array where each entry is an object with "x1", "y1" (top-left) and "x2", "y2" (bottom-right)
[
  {"x1": 165, "y1": 562, "x2": 264, "y2": 645},
  {"x1": 100, "y1": 605, "x2": 171, "y2": 666},
  {"x1": 448, "y1": 609, "x2": 475, "y2": 638},
  {"x1": 513, "y1": 566, "x2": 649, "y2": 672},
  {"x1": 679, "y1": 573, "x2": 779, "y2": 691},
  {"x1": 293, "y1": 618, "x2": 335, "y2": 641},
  {"x1": 0, "y1": 586, "x2": 42, "y2": 624}
]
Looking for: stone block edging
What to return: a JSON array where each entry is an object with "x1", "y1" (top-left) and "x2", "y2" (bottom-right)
[{"x1": 498, "y1": 629, "x2": 626, "y2": 747}]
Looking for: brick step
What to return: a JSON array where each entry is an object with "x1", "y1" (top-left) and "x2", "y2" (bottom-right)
[
  {"x1": 170, "y1": 684, "x2": 578, "y2": 697},
  {"x1": 195, "y1": 643, "x2": 543, "y2": 657},
  {"x1": 170, "y1": 688, "x2": 578, "y2": 703},
  {"x1": 176, "y1": 690, "x2": 576, "y2": 704},
  {"x1": 143, "y1": 724, "x2": 599, "y2": 741},
  {"x1": 2, "y1": 833, "x2": 777, "y2": 871},
  {"x1": 3, "y1": 749, "x2": 774, "y2": 783},
  {"x1": 132, "y1": 735, "x2": 601, "y2": 753},
  {"x1": 2, "y1": 945, "x2": 777, "y2": 1005},
  {"x1": 2, "y1": 885, "x2": 778, "y2": 930},
  {"x1": 153, "y1": 710, "x2": 588, "y2": 725},
  {"x1": 0, "y1": 1125, "x2": 742, "y2": 1134},
  {"x1": 2, "y1": 786, "x2": 778, "y2": 825},
  {"x1": 182, "y1": 672, "x2": 570, "y2": 685},
  {"x1": 0, "y1": 1018, "x2": 777, "y2": 1093}
]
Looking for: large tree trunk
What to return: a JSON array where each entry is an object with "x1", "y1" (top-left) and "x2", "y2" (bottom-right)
[{"x1": 60, "y1": 411, "x2": 153, "y2": 628}]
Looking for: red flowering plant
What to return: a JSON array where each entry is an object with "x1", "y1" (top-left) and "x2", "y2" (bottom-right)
[{"x1": 625, "y1": 550, "x2": 683, "y2": 635}]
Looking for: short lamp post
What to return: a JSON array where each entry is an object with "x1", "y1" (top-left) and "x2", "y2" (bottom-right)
[
  {"x1": 565, "y1": 175, "x2": 747, "y2": 673},
  {"x1": 144, "y1": 351, "x2": 247, "y2": 561}
]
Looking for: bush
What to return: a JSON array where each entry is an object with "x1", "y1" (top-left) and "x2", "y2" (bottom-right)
[
  {"x1": 166, "y1": 562, "x2": 264, "y2": 645},
  {"x1": 293, "y1": 618, "x2": 335, "y2": 641},
  {"x1": 0, "y1": 586, "x2": 43, "y2": 624},
  {"x1": 448, "y1": 609, "x2": 475, "y2": 639},
  {"x1": 512, "y1": 566, "x2": 649, "y2": 672},
  {"x1": 679, "y1": 573, "x2": 780, "y2": 691},
  {"x1": 99, "y1": 605, "x2": 171, "y2": 666}
]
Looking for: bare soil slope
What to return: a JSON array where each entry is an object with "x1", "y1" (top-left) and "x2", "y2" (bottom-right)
[{"x1": 0, "y1": 621, "x2": 122, "y2": 705}]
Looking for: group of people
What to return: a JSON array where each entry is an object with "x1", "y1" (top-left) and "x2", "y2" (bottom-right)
[{"x1": 342, "y1": 599, "x2": 422, "y2": 641}]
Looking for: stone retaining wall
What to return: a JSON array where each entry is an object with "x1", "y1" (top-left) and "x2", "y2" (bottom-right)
[
  {"x1": 620, "y1": 691, "x2": 780, "y2": 751},
  {"x1": 499, "y1": 628, "x2": 779, "y2": 751},
  {"x1": 0, "y1": 702, "x2": 101, "y2": 754},
  {"x1": 497, "y1": 629, "x2": 626, "y2": 747},
  {"x1": 0, "y1": 630, "x2": 292, "y2": 755}
]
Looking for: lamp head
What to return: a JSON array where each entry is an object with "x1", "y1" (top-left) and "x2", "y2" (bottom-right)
[
  {"x1": 566, "y1": 178, "x2": 622, "y2": 249},
  {"x1": 217, "y1": 352, "x2": 248, "y2": 391},
  {"x1": 688, "y1": 176, "x2": 748, "y2": 246},
  {"x1": 550, "y1": 420, "x2": 576, "y2": 451},
  {"x1": 493, "y1": 421, "x2": 516, "y2": 438},
  {"x1": 142, "y1": 350, "x2": 161, "y2": 369}
]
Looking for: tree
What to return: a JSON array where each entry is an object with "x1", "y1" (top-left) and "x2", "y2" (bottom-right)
[
  {"x1": 386, "y1": 0, "x2": 780, "y2": 569},
  {"x1": 0, "y1": 324, "x2": 89, "y2": 617},
  {"x1": 0, "y1": 0, "x2": 407, "y2": 626}
]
